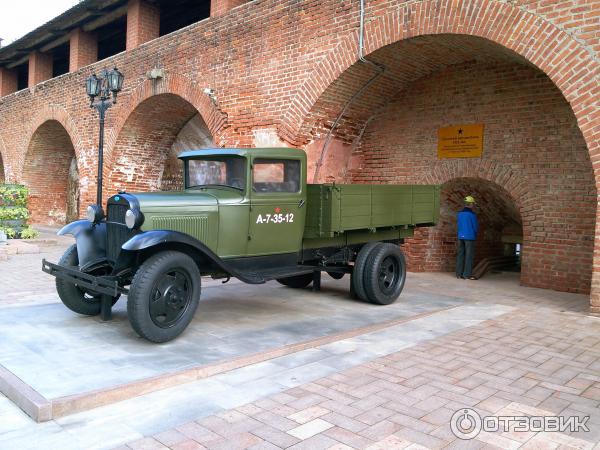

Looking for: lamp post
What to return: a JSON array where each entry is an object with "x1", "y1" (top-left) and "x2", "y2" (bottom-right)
[{"x1": 86, "y1": 68, "x2": 124, "y2": 211}]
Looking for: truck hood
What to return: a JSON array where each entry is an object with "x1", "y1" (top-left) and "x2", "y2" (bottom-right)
[{"x1": 131, "y1": 191, "x2": 219, "y2": 208}]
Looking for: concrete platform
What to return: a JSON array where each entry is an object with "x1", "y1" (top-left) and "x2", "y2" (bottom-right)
[
  {"x1": 0, "y1": 276, "x2": 464, "y2": 422},
  {"x1": 0, "y1": 295, "x2": 515, "y2": 450}
]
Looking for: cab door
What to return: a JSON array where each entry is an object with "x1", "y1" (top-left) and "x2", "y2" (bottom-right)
[{"x1": 248, "y1": 157, "x2": 306, "y2": 256}]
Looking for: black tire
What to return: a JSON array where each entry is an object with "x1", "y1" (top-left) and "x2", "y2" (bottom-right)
[
  {"x1": 127, "y1": 251, "x2": 201, "y2": 343},
  {"x1": 363, "y1": 243, "x2": 406, "y2": 305},
  {"x1": 276, "y1": 273, "x2": 313, "y2": 288},
  {"x1": 351, "y1": 242, "x2": 382, "y2": 301},
  {"x1": 56, "y1": 244, "x2": 118, "y2": 316},
  {"x1": 327, "y1": 271, "x2": 345, "y2": 280}
]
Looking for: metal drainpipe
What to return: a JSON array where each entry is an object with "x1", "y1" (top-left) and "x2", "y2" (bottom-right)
[{"x1": 312, "y1": 0, "x2": 385, "y2": 183}]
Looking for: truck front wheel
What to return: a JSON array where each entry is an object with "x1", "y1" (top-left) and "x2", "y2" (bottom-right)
[
  {"x1": 363, "y1": 243, "x2": 406, "y2": 305},
  {"x1": 56, "y1": 244, "x2": 118, "y2": 316},
  {"x1": 127, "y1": 251, "x2": 201, "y2": 343}
]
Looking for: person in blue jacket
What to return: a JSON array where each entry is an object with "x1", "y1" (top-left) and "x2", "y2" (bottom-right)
[{"x1": 456, "y1": 195, "x2": 479, "y2": 280}]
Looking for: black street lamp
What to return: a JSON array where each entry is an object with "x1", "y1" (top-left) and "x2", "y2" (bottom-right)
[{"x1": 86, "y1": 67, "x2": 124, "y2": 213}]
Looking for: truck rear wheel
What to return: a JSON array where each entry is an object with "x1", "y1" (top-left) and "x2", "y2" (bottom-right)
[
  {"x1": 277, "y1": 273, "x2": 313, "y2": 288},
  {"x1": 363, "y1": 243, "x2": 406, "y2": 305},
  {"x1": 56, "y1": 244, "x2": 118, "y2": 316},
  {"x1": 351, "y1": 242, "x2": 381, "y2": 301},
  {"x1": 127, "y1": 251, "x2": 200, "y2": 343}
]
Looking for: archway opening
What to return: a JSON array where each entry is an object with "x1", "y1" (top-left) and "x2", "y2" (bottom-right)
[
  {"x1": 23, "y1": 120, "x2": 78, "y2": 225},
  {"x1": 404, "y1": 178, "x2": 523, "y2": 279},
  {"x1": 109, "y1": 94, "x2": 214, "y2": 193},
  {"x1": 297, "y1": 34, "x2": 595, "y2": 294}
]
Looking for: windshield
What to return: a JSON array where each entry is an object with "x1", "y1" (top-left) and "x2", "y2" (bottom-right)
[{"x1": 185, "y1": 156, "x2": 246, "y2": 190}]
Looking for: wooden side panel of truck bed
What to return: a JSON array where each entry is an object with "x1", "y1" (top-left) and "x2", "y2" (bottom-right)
[{"x1": 304, "y1": 184, "x2": 440, "y2": 239}]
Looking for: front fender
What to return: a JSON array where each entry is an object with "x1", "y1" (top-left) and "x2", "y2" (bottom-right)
[
  {"x1": 59, "y1": 221, "x2": 107, "y2": 267},
  {"x1": 57, "y1": 220, "x2": 93, "y2": 237},
  {"x1": 121, "y1": 229, "x2": 205, "y2": 252},
  {"x1": 121, "y1": 230, "x2": 264, "y2": 284}
]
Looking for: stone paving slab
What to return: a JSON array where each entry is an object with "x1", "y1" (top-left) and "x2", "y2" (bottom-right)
[
  {"x1": 1, "y1": 239, "x2": 598, "y2": 450},
  {"x1": 0, "y1": 301, "x2": 512, "y2": 449},
  {"x1": 0, "y1": 281, "x2": 463, "y2": 404},
  {"x1": 119, "y1": 302, "x2": 600, "y2": 450}
]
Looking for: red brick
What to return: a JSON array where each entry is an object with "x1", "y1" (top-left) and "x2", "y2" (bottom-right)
[
  {"x1": 126, "y1": 0, "x2": 159, "y2": 50},
  {"x1": 28, "y1": 51, "x2": 52, "y2": 87},
  {"x1": 69, "y1": 29, "x2": 98, "y2": 71}
]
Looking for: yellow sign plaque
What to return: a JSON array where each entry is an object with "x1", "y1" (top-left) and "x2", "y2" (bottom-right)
[{"x1": 438, "y1": 124, "x2": 484, "y2": 159}]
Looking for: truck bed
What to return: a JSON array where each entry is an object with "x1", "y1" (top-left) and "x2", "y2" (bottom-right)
[{"x1": 304, "y1": 184, "x2": 440, "y2": 239}]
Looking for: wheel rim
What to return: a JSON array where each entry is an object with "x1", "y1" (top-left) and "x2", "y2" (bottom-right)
[
  {"x1": 149, "y1": 268, "x2": 193, "y2": 328},
  {"x1": 378, "y1": 256, "x2": 399, "y2": 295},
  {"x1": 75, "y1": 265, "x2": 109, "y2": 303},
  {"x1": 79, "y1": 290, "x2": 101, "y2": 303}
]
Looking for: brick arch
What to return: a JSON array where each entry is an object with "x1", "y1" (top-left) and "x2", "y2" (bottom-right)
[
  {"x1": 21, "y1": 106, "x2": 83, "y2": 168},
  {"x1": 22, "y1": 119, "x2": 79, "y2": 225},
  {"x1": 423, "y1": 160, "x2": 532, "y2": 237},
  {"x1": 105, "y1": 73, "x2": 228, "y2": 166},
  {"x1": 423, "y1": 161, "x2": 529, "y2": 213},
  {"x1": 107, "y1": 82, "x2": 221, "y2": 194},
  {"x1": 402, "y1": 161, "x2": 535, "y2": 286},
  {"x1": 280, "y1": 0, "x2": 599, "y2": 160},
  {"x1": 406, "y1": 175, "x2": 524, "y2": 271}
]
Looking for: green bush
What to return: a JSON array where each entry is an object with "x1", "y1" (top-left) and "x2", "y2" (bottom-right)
[
  {"x1": 0, "y1": 184, "x2": 36, "y2": 239},
  {"x1": 0, "y1": 206, "x2": 29, "y2": 221},
  {"x1": 19, "y1": 227, "x2": 39, "y2": 239},
  {"x1": 0, "y1": 184, "x2": 28, "y2": 207},
  {"x1": 0, "y1": 226, "x2": 17, "y2": 239},
  {"x1": 0, "y1": 226, "x2": 38, "y2": 239}
]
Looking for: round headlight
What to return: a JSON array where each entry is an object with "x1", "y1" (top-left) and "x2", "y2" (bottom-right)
[
  {"x1": 86, "y1": 205, "x2": 104, "y2": 223},
  {"x1": 125, "y1": 208, "x2": 143, "y2": 229}
]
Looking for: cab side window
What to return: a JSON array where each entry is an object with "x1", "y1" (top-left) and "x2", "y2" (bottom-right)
[{"x1": 253, "y1": 159, "x2": 300, "y2": 193}]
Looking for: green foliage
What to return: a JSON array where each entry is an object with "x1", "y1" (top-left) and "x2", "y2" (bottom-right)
[
  {"x1": 0, "y1": 225, "x2": 38, "y2": 239},
  {"x1": 0, "y1": 226, "x2": 17, "y2": 239},
  {"x1": 0, "y1": 184, "x2": 28, "y2": 207},
  {"x1": 0, "y1": 184, "x2": 34, "y2": 239},
  {"x1": 19, "y1": 227, "x2": 39, "y2": 240},
  {"x1": 0, "y1": 206, "x2": 29, "y2": 221}
]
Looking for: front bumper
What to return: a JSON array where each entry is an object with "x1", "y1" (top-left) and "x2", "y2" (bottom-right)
[{"x1": 42, "y1": 259, "x2": 122, "y2": 297}]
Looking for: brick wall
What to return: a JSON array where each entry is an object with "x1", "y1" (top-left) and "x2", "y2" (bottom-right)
[
  {"x1": 126, "y1": 0, "x2": 160, "y2": 50},
  {"x1": 210, "y1": 0, "x2": 249, "y2": 17},
  {"x1": 0, "y1": 0, "x2": 596, "y2": 301},
  {"x1": 28, "y1": 52, "x2": 53, "y2": 88},
  {"x1": 353, "y1": 62, "x2": 595, "y2": 294},
  {"x1": 109, "y1": 93, "x2": 199, "y2": 193},
  {"x1": 69, "y1": 29, "x2": 98, "y2": 71},
  {"x1": 22, "y1": 120, "x2": 77, "y2": 225},
  {"x1": 0, "y1": 68, "x2": 17, "y2": 97}
]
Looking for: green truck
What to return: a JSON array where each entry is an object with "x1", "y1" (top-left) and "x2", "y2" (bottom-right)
[{"x1": 43, "y1": 148, "x2": 440, "y2": 342}]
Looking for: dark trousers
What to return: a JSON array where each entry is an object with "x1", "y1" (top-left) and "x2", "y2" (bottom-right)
[{"x1": 456, "y1": 239, "x2": 475, "y2": 278}]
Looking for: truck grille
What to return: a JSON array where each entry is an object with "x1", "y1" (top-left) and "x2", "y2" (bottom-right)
[{"x1": 106, "y1": 203, "x2": 130, "y2": 262}]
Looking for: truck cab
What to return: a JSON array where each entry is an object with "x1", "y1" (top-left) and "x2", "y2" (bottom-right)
[{"x1": 135, "y1": 148, "x2": 307, "y2": 261}]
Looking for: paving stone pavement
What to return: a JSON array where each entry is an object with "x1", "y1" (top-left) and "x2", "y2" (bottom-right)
[
  {"x1": 1, "y1": 233, "x2": 600, "y2": 449},
  {"x1": 0, "y1": 228, "x2": 71, "y2": 307},
  {"x1": 116, "y1": 285, "x2": 600, "y2": 450}
]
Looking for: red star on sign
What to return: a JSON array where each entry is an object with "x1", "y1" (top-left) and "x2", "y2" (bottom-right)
[{"x1": 274, "y1": 207, "x2": 281, "y2": 213}]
